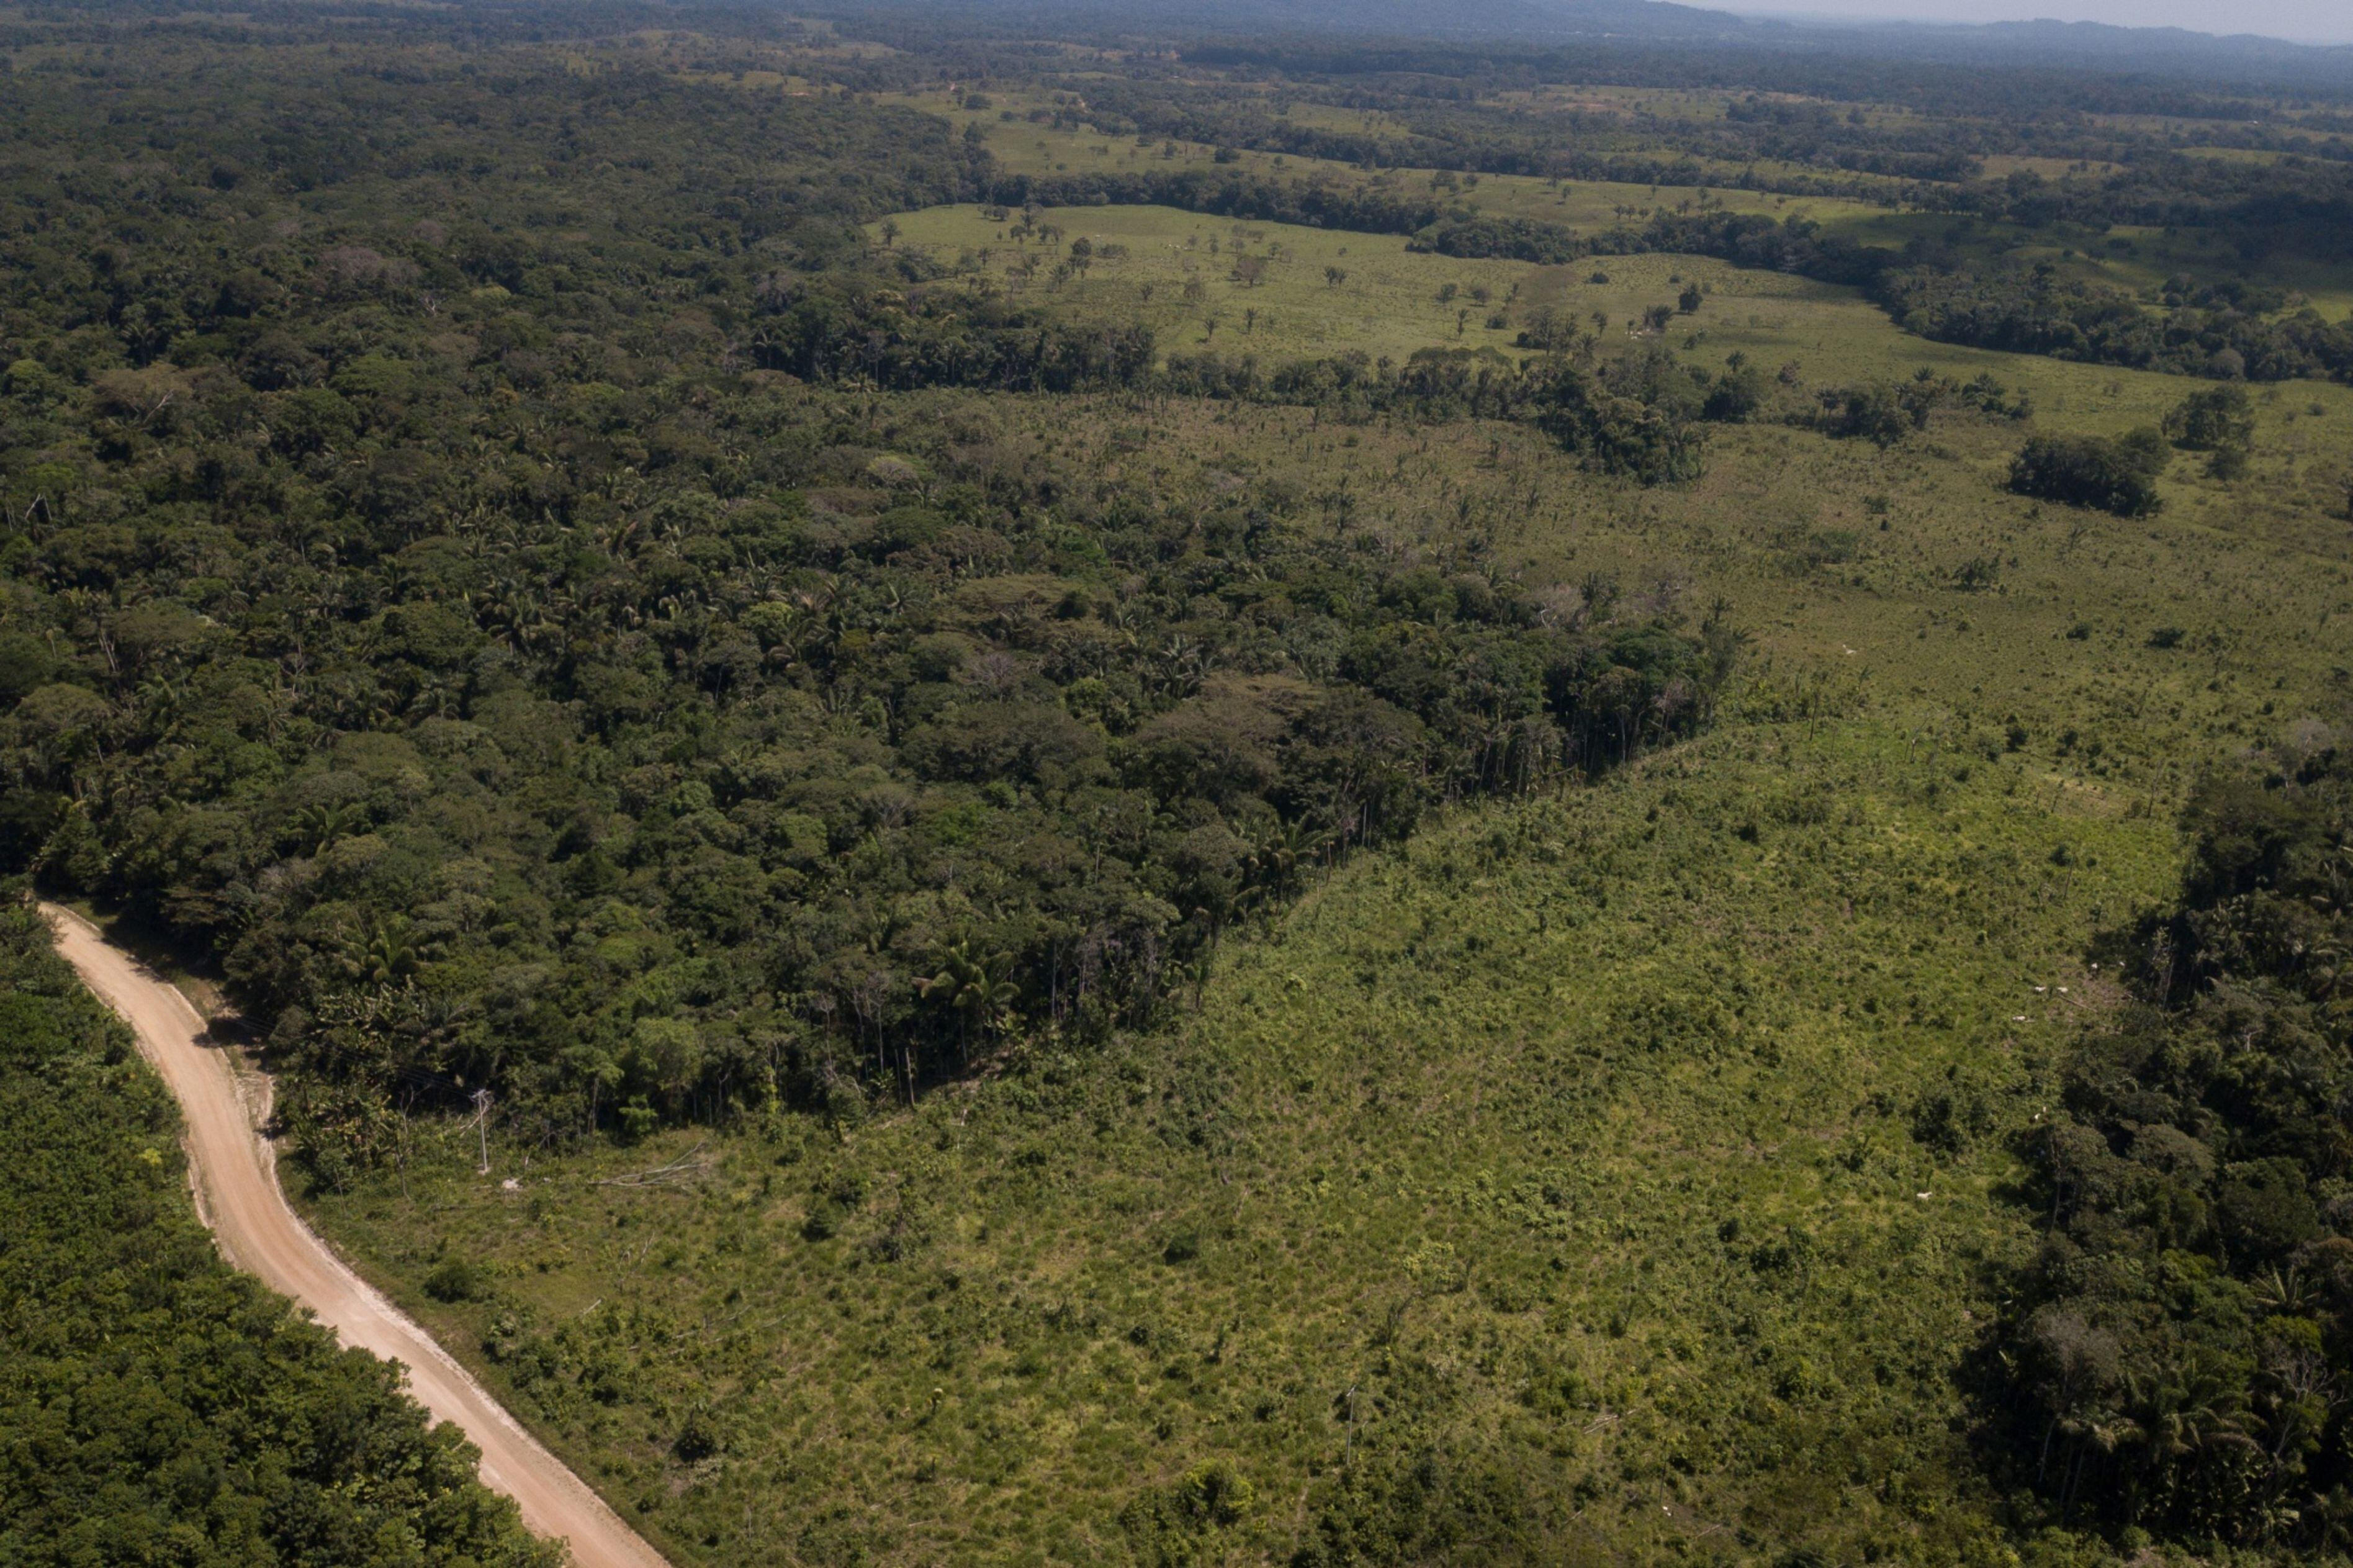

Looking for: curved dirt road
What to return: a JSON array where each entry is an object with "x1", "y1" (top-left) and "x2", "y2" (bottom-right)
[{"x1": 43, "y1": 904, "x2": 672, "y2": 1568}]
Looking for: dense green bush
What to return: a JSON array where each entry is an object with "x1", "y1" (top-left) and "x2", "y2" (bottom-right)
[
  {"x1": 754, "y1": 277, "x2": 1157, "y2": 390},
  {"x1": 2008, "y1": 430, "x2": 2170, "y2": 516},
  {"x1": 0, "y1": 901, "x2": 552, "y2": 1568},
  {"x1": 2165, "y1": 384, "x2": 2257, "y2": 451},
  {"x1": 1537, "y1": 353, "x2": 1712, "y2": 485}
]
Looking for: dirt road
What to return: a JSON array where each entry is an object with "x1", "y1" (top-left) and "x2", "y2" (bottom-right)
[{"x1": 42, "y1": 904, "x2": 673, "y2": 1568}]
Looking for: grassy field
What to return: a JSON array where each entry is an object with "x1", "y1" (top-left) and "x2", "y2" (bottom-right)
[
  {"x1": 882, "y1": 84, "x2": 1896, "y2": 232},
  {"x1": 881, "y1": 202, "x2": 1540, "y2": 363},
  {"x1": 880, "y1": 199, "x2": 2035, "y2": 371},
  {"x1": 879, "y1": 197, "x2": 2353, "y2": 466},
  {"x1": 875, "y1": 199, "x2": 1875, "y2": 366},
  {"x1": 299, "y1": 246, "x2": 2353, "y2": 1562}
]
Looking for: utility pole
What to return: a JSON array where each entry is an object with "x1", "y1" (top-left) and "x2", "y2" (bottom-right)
[{"x1": 472, "y1": 1088, "x2": 492, "y2": 1175}]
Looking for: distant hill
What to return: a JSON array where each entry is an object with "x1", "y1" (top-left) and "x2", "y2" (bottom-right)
[
  {"x1": 836, "y1": 0, "x2": 2353, "y2": 93},
  {"x1": 1780, "y1": 17, "x2": 2353, "y2": 90}
]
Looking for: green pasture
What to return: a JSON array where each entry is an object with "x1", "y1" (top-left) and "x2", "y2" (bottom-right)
[
  {"x1": 876, "y1": 198, "x2": 2353, "y2": 447},
  {"x1": 878, "y1": 202, "x2": 1537, "y2": 363},
  {"x1": 881, "y1": 86, "x2": 1895, "y2": 230}
]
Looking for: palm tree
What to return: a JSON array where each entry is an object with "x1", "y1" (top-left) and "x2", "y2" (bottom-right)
[
  {"x1": 2252, "y1": 1266, "x2": 2317, "y2": 1318},
  {"x1": 346, "y1": 918, "x2": 423, "y2": 991},
  {"x1": 916, "y1": 939, "x2": 1019, "y2": 1071},
  {"x1": 288, "y1": 800, "x2": 366, "y2": 856},
  {"x1": 1249, "y1": 821, "x2": 1329, "y2": 902},
  {"x1": 2308, "y1": 939, "x2": 2352, "y2": 1022},
  {"x1": 137, "y1": 670, "x2": 190, "y2": 743},
  {"x1": 2125, "y1": 1349, "x2": 2258, "y2": 1519}
]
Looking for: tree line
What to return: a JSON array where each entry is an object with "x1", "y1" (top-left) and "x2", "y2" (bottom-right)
[{"x1": 1999, "y1": 734, "x2": 2353, "y2": 1548}]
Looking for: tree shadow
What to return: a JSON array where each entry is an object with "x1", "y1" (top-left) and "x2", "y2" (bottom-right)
[{"x1": 70, "y1": 894, "x2": 260, "y2": 1053}]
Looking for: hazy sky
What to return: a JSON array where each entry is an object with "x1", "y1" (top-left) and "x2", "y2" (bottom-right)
[{"x1": 1704, "y1": 0, "x2": 2353, "y2": 44}]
